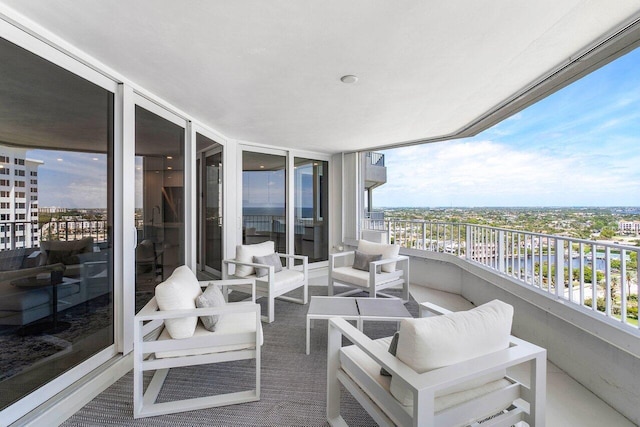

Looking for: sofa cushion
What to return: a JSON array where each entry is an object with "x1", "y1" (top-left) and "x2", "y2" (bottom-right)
[
  {"x1": 155, "y1": 304, "x2": 263, "y2": 359},
  {"x1": 331, "y1": 266, "x2": 403, "y2": 288},
  {"x1": 352, "y1": 250, "x2": 382, "y2": 272},
  {"x1": 155, "y1": 266, "x2": 203, "y2": 339},
  {"x1": 234, "y1": 241, "x2": 275, "y2": 277},
  {"x1": 390, "y1": 299, "x2": 514, "y2": 406},
  {"x1": 195, "y1": 283, "x2": 226, "y2": 331},
  {"x1": 0, "y1": 248, "x2": 26, "y2": 271},
  {"x1": 357, "y1": 240, "x2": 400, "y2": 273},
  {"x1": 253, "y1": 253, "x2": 283, "y2": 278},
  {"x1": 250, "y1": 269, "x2": 305, "y2": 292}
]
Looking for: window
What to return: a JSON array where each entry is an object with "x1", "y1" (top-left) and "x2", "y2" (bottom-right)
[
  {"x1": 134, "y1": 105, "x2": 185, "y2": 312},
  {"x1": 294, "y1": 158, "x2": 329, "y2": 263},
  {"x1": 0, "y1": 191, "x2": 8, "y2": 197},
  {"x1": 0, "y1": 156, "x2": 8, "y2": 163},
  {"x1": 0, "y1": 202, "x2": 9, "y2": 209},
  {"x1": 30, "y1": 179, "x2": 37, "y2": 185},
  {"x1": 0, "y1": 180, "x2": 8, "y2": 186},
  {"x1": 242, "y1": 151, "x2": 286, "y2": 252},
  {"x1": 0, "y1": 35, "x2": 114, "y2": 410},
  {"x1": 30, "y1": 188, "x2": 36, "y2": 193},
  {"x1": 30, "y1": 196, "x2": 37, "y2": 201}
]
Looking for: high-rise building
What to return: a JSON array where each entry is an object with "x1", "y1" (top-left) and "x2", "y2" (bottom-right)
[{"x1": 0, "y1": 146, "x2": 41, "y2": 251}]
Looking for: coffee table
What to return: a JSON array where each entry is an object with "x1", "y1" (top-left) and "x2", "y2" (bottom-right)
[{"x1": 306, "y1": 296, "x2": 412, "y2": 354}]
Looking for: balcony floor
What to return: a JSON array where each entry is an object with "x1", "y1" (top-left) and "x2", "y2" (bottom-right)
[{"x1": 409, "y1": 285, "x2": 635, "y2": 427}]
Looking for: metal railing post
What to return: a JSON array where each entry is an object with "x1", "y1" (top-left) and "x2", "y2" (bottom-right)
[
  {"x1": 465, "y1": 225, "x2": 472, "y2": 261},
  {"x1": 498, "y1": 229, "x2": 505, "y2": 273}
]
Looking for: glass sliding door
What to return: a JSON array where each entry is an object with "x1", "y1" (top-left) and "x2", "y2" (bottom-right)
[
  {"x1": 134, "y1": 106, "x2": 185, "y2": 312},
  {"x1": 294, "y1": 158, "x2": 328, "y2": 263},
  {"x1": 242, "y1": 151, "x2": 286, "y2": 252},
  {"x1": 197, "y1": 133, "x2": 223, "y2": 275},
  {"x1": 0, "y1": 36, "x2": 114, "y2": 410}
]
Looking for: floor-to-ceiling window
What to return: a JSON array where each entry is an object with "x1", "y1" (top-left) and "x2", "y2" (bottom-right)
[
  {"x1": 242, "y1": 151, "x2": 286, "y2": 252},
  {"x1": 294, "y1": 158, "x2": 328, "y2": 263},
  {"x1": 134, "y1": 106, "x2": 185, "y2": 312},
  {"x1": 197, "y1": 133, "x2": 223, "y2": 275},
  {"x1": 0, "y1": 36, "x2": 114, "y2": 410}
]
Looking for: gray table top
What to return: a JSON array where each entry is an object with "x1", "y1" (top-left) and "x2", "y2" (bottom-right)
[
  {"x1": 356, "y1": 298, "x2": 411, "y2": 318},
  {"x1": 307, "y1": 296, "x2": 359, "y2": 316}
]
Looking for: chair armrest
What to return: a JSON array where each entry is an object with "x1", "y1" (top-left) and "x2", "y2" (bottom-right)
[
  {"x1": 198, "y1": 278, "x2": 257, "y2": 303},
  {"x1": 329, "y1": 251, "x2": 355, "y2": 269}
]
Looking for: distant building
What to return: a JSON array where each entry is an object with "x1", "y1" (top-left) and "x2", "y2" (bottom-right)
[
  {"x1": 618, "y1": 220, "x2": 640, "y2": 235},
  {"x1": 0, "y1": 147, "x2": 41, "y2": 250}
]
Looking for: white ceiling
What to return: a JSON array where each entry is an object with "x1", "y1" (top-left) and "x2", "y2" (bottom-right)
[{"x1": 2, "y1": 1, "x2": 640, "y2": 154}]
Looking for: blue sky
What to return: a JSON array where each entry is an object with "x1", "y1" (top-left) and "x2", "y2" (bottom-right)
[{"x1": 376, "y1": 47, "x2": 640, "y2": 208}]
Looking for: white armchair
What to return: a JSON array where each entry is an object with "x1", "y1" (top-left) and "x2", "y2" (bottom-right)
[
  {"x1": 327, "y1": 300, "x2": 546, "y2": 427},
  {"x1": 329, "y1": 240, "x2": 409, "y2": 301},
  {"x1": 222, "y1": 240, "x2": 308, "y2": 323},
  {"x1": 133, "y1": 270, "x2": 262, "y2": 419}
]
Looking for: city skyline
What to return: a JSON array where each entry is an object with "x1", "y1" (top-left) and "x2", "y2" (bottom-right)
[{"x1": 376, "y1": 46, "x2": 640, "y2": 208}]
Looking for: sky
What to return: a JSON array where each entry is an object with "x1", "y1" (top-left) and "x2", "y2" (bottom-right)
[{"x1": 375, "y1": 47, "x2": 640, "y2": 208}]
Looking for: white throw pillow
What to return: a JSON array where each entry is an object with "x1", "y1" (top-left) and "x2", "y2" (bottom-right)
[
  {"x1": 390, "y1": 299, "x2": 514, "y2": 405},
  {"x1": 357, "y1": 240, "x2": 400, "y2": 272},
  {"x1": 155, "y1": 265, "x2": 203, "y2": 339},
  {"x1": 234, "y1": 241, "x2": 275, "y2": 277}
]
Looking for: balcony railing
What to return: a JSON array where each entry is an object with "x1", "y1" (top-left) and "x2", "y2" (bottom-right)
[
  {"x1": 362, "y1": 218, "x2": 640, "y2": 330},
  {"x1": 365, "y1": 151, "x2": 385, "y2": 167},
  {"x1": 0, "y1": 219, "x2": 108, "y2": 250}
]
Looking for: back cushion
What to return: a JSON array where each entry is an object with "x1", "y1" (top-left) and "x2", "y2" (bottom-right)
[
  {"x1": 390, "y1": 299, "x2": 514, "y2": 405},
  {"x1": 357, "y1": 240, "x2": 400, "y2": 273},
  {"x1": 155, "y1": 265, "x2": 203, "y2": 339},
  {"x1": 234, "y1": 241, "x2": 275, "y2": 277}
]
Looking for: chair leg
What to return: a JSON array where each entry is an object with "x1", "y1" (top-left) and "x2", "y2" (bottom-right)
[
  {"x1": 267, "y1": 295, "x2": 275, "y2": 323},
  {"x1": 327, "y1": 321, "x2": 343, "y2": 425}
]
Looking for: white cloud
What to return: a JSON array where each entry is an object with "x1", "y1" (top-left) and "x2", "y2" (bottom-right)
[{"x1": 375, "y1": 138, "x2": 640, "y2": 207}]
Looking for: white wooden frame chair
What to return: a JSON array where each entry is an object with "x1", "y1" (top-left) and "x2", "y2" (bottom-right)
[
  {"x1": 328, "y1": 250, "x2": 410, "y2": 301},
  {"x1": 223, "y1": 241, "x2": 308, "y2": 323},
  {"x1": 133, "y1": 278, "x2": 262, "y2": 418},
  {"x1": 327, "y1": 302, "x2": 546, "y2": 427}
]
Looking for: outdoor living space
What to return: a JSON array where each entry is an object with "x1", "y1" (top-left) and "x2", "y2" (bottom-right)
[{"x1": 54, "y1": 274, "x2": 634, "y2": 427}]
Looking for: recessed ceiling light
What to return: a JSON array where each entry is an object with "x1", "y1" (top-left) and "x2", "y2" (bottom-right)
[
  {"x1": 167, "y1": 166, "x2": 173, "y2": 170},
  {"x1": 259, "y1": 165, "x2": 265, "y2": 169},
  {"x1": 340, "y1": 75, "x2": 358, "y2": 84},
  {"x1": 167, "y1": 156, "x2": 173, "y2": 160}
]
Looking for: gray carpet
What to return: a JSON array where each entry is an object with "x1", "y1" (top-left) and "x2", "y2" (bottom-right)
[{"x1": 62, "y1": 286, "x2": 419, "y2": 426}]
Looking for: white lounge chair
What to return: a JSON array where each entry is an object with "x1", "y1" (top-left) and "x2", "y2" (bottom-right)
[{"x1": 327, "y1": 300, "x2": 546, "y2": 426}]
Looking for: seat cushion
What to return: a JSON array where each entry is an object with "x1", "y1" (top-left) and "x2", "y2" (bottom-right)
[
  {"x1": 155, "y1": 266, "x2": 203, "y2": 339},
  {"x1": 340, "y1": 338, "x2": 511, "y2": 422},
  {"x1": 390, "y1": 299, "x2": 513, "y2": 405},
  {"x1": 357, "y1": 240, "x2": 400, "y2": 272},
  {"x1": 155, "y1": 305, "x2": 263, "y2": 359},
  {"x1": 331, "y1": 266, "x2": 403, "y2": 288},
  {"x1": 252, "y1": 269, "x2": 305, "y2": 292},
  {"x1": 234, "y1": 241, "x2": 275, "y2": 277}
]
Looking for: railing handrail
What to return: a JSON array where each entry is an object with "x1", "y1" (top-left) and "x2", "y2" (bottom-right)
[{"x1": 362, "y1": 217, "x2": 639, "y2": 332}]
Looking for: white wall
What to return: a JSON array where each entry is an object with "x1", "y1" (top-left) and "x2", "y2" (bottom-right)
[{"x1": 413, "y1": 251, "x2": 640, "y2": 425}]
